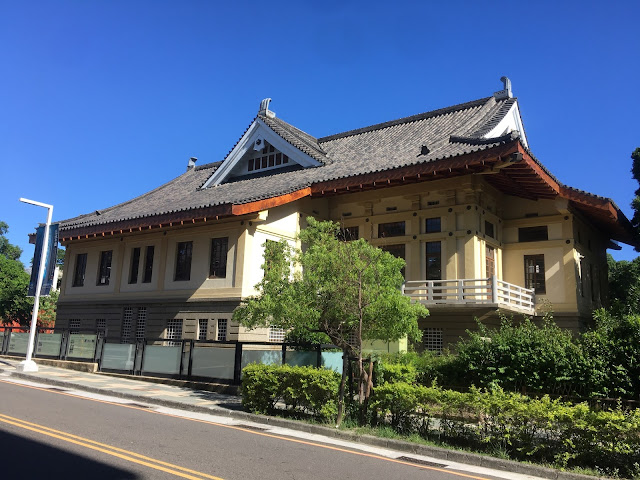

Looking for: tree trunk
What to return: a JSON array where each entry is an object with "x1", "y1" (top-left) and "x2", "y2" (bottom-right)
[{"x1": 336, "y1": 349, "x2": 349, "y2": 427}]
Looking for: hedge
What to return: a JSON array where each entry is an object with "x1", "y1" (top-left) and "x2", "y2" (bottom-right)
[
  {"x1": 242, "y1": 364, "x2": 340, "y2": 421},
  {"x1": 371, "y1": 382, "x2": 640, "y2": 477}
]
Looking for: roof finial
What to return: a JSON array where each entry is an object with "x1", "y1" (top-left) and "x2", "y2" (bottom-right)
[
  {"x1": 187, "y1": 157, "x2": 197, "y2": 171},
  {"x1": 258, "y1": 98, "x2": 276, "y2": 118},
  {"x1": 494, "y1": 76, "x2": 513, "y2": 100}
]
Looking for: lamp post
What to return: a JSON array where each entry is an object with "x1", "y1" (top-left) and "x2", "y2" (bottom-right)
[{"x1": 16, "y1": 198, "x2": 53, "y2": 373}]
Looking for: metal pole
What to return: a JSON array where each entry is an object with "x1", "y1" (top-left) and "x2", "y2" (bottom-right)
[{"x1": 17, "y1": 198, "x2": 53, "y2": 373}]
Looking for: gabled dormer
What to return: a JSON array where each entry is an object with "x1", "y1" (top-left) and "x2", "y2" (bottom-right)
[{"x1": 202, "y1": 99, "x2": 325, "y2": 188}]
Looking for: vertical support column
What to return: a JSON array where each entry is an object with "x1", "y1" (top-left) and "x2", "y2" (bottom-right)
[
  {"x1": 233, "y1": 342, "x2": 243, "y2": 385},
  {"x1": 281, "y1": 343, "x2": 287, "y2": 365},
  {"x1": 316, "y1": 344, "x2": 322, "y2": 368},
  {"x1": 491, "y1": 275, "x2": 498, "y2": 304}
]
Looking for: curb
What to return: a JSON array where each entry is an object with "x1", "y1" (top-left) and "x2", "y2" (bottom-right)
[{"x1": 6, "y1": 370, "x2": 606, "y2": 480}]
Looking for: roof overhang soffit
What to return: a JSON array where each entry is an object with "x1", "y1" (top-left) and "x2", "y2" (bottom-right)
[
  {"x1": 201, "y1": 118, "x2": 322, "y2": 188},
  {"x1": 483, "y1": 101, "x2": 529, "y2": 148}
]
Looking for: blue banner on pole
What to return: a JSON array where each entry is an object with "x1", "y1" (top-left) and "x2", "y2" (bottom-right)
[{"x1": 28, "y1": 224, "x2": 59, "y2": 297}]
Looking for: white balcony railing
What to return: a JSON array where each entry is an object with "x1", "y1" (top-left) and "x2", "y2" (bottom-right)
[{"x1": 402, "y1": 277, "x2": 535, "y2": 314}]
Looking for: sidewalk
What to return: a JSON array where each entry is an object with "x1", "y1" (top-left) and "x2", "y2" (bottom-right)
[{"x1": 0, "y1": 357, "x2": 595, "y2": 480}]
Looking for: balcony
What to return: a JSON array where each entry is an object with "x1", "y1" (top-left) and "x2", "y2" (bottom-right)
[{"x1": 403, "y1": 276, "x2": 535, "y2": 315}]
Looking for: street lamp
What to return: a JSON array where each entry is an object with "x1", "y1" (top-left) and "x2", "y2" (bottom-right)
[{"x1": 16, "y1": 198, "x2": 54, "y2": 373}]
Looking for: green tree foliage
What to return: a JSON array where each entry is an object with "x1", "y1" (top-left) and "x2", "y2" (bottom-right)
[
  {"x1": 630, "y1": 147, "x2": 640, "y2": 240},
  {"x1": 607, "y1": 253, "x2": 640, "y2": 315},
  {"x1": 579, "y1": 309, "x2": 640, "y2": 398},
  {"x1": 233, "y1": 217, "x2": 428, "y2": 424},
  {"x1": 0, "y1": 221, "x2": 22, "y2": 261}
]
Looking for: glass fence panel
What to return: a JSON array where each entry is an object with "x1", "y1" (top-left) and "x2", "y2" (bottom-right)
[
  {"x1": 142, "y1": 345, "x2": 181, "y2": 375},
  {"x1": 241, "y1": 348, "x2": 282, "y2": 371},
  {"x1": 36, "y1": 333, "x2": 62, "y2": 356},
  {"x1": 191, "y1": 346, "x2": 235, "y2": 380},
  {"x1": 8, "y1": 333, "x2": 29, "y2": 354},
  {"x1": 101, "y1": 344, "x2": 136, "y2": 371},
  {"x1": 67, "y1": 334, "x2": 98, "y2": 359},
  {"x1": 321, "y1": 351, "x2": 343, "y2": 373},
  {"x1": 285, "y1": 350, "x2": 316, "y2": 367}
]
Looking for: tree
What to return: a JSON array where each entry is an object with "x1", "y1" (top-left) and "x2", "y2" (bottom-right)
[
  {"x1": 0, "y1": 254, "x2": 31, "y2": 326},
  {"x1": 607, "y1": 254, "x2": 640, "y2": 315},
  {"x1": 0, "y1": 221, "x2": 22, "y2": 261},
  {"x1": 630, "y1": 147, "x2": 640, "y2": 248},
  {"x1": 233, "y1": 218, "x2": 428, "y2": 425}
]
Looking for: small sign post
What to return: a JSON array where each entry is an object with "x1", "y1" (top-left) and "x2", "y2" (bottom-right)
[{"x1": 17, "y1": 198, "x2": 54, "y2": 373}]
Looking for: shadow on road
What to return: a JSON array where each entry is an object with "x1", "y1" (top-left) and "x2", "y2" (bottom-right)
[{"x1": 2, "y1": 429, "x2": 140, "y2": 479}]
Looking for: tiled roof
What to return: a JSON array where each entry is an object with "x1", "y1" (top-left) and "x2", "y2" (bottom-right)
[{"x1": 58, "y1": 92, "x2": 624, "y2": 240}]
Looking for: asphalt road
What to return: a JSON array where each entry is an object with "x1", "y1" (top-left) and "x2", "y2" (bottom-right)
[{"x1": 0, "y1": 379, "x2": 505, "y2": 480}]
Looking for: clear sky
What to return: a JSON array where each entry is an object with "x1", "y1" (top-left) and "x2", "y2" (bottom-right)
[{"x1": 1, "y1": 0, "x2": 639, "y2": 265}]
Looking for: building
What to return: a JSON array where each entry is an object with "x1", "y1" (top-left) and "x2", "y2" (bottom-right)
[{"x1": 54, "y1": 79, "x2": 636, "y2": 351}]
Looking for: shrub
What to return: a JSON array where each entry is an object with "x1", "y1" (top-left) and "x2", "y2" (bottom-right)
[
  {"x1": 242, "y1": 363, "x2": 340, "y2": 421},
  {"x1": 371, "y1": 382, "x2": 640, "y2": 477},
  {"x1": 376, "y1": 362, "x2": 417, "y2": 385}
]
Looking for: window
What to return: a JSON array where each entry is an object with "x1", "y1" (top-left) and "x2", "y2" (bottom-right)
[
  {"x1": 72, "y1": 253, "x2": 87, "y2": 287},
  {"x1": 96, "y1": 250, "x2": 112, "y2": 286},
  {"x1": 209, "y1": 237, "x2": 228, "y2": 278},
  {"x1": 580, "y1": 258, "x2": 586, "y2": 297},
  {"x1": 589, "y1": 264, "x2": 595, "y2": 301},
  {"x1": 121, "y1": 307, "x2": 133, "y2": 343},
  {"x1": 136, "y1": 307, "x2": 147, "y2": 341},
  {"x1": 96, "y1": 319, "x2": 106, "y2": 334},
  {"x1": 247, "y1": 142, "x2": 289, "y2": 173},
  {"x1": 524, "y1": 255, "x2": 545, "y2": 294},
  {"x1": 486, "y1": 246, "x2": 495, "y2": 277},
  {"x1": 378, "y1": 221, "x2": 405, "y2": 238},
  {"x1": 69, "y1": 319, "x2": 81, "y2": 334},
  {"x1": 174, "y1": 241, "x2": 193, "y2": 281},
  {"x1": 518, "y1": 226, "x2": 548, "y2": 242},
  {"x1": 217, "y1": 319, "x2": 228, "y2": 341},
  {"x1": 381, "y1": 244, "x2": 406, "y2": 276},
  {"x1": 198, "y1": 319, "x2": 208, "y2": 340},
  {"x1": 422, "y1": 328, "x2": 443, "y2": 354},
  {"x1": 426, "y1": 242, "x2": 442, "y2": 280},
  {"x1": 142, "y1": 246, "x2": 154, "y2": 283},
  {"x1": 337, "y1": 226, "x2": 359, "y2": 241},
  {"x1": 268, "y1": 326, "x2": 285, "y2": 343},
  {"x1": 165, "y1": 319, "x2": 183, "y2": 346},
  {"x1": 485, "y1": 220, "x2": 495, "y2": 239},
  {"x1": 346, "y1": 331, "x2": 358, "y2": 347},
  {"x1": 425, "y1": 218, "x2": 441, "y2": 233},
  {"x1": 129, "y1": 248, "x2": 140, "y2": 284}
]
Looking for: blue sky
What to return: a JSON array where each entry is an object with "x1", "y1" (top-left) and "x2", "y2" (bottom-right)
[{"x1": 1, "y1": 0, "x2": 639, "y2": 264}]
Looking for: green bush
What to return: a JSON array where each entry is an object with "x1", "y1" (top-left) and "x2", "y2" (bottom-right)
[
  {"x1": 371, "y1": 382, "x2": 640, "y2": 477},
  {"x1": 376, "y1": 362, "x2": 417, "y2": 385},
  {"x1": 378, "y1": 351, "x2": 462, "y2": 386},
  {"x1": 242, "y1": 363, "x2": 340, "y2": 421}
]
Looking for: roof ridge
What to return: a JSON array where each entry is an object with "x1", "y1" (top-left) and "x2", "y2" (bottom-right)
[{"x1": 317, "y1": 96, "x2": 493, "y2": 143}]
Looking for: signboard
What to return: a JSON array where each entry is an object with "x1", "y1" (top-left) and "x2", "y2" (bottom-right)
[
  {"x1": 8, "y1": 333, "x2": 30, "y2": 354},
  {"x1": 67, "y1": 334, "x2": 97, "y2": 359},
  {"x1": 28, "y1": 224, "x2": 59, "y2": 297},
  {"x1": 36, "y1": 333, "x2": 62, "y2": 356}
]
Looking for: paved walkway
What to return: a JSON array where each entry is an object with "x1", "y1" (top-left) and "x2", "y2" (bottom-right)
[{"x1": 0, "y1": 357, "x2": 243, "y2": 414}]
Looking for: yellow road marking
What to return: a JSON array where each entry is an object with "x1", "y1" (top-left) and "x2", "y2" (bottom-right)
[
  {"x1": 0, "y1": 378, "x2": 490, "y2": 480},
  {"x1": 0, "y1": 415, "x2": 223, "y2": 480}
]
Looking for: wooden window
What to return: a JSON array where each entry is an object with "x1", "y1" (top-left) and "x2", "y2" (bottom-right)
[
  {"x1": 96, "y1": 250, "x2": 112, "y2": 286},
  {"x1": 422, "y1": 327, "x2": 443, "y2": 353},
  {"x1": 486, "y1": 246, "x2": 495, "y2": 277},
  {"x1": 518, "y1": 226, "x2": 548, "y2": 242},
  {"x1": 337, "y1": 226, "x2": 359, "y2": 241},
  {"x1": 209, "y1": 237, "x2": 228, "y2": 278},
  {"x1": 174, "y1": 241, "x2": 193, "y2": 281},
  {"x1": 69, "y1": 319, "x2": 81, "y2": 334},
  {"x1": 96, "y1": 319, "x2": 106, "y2": 334},
  {"x1": 485, "y1": 220, "x2": 495, "y2": 239},
  {"x1": 72, "y1": 253, "x2": 87, "y2": 287},
  {"x1": 142, "y1": 246, "x2": 154, "y2": 283},
  {"x1": 217, "y1": 319, "x2": 227, "y2": 341},
  {"x1": 426, "y1": 241, "x2": 442, "y2": 280},
  {"x1": 425, "y1": 218, "x2": 441, "y2": 233},
  {"x1": 524, "y1": 255, "x2": 545, "y2": 294},
  {"x1": 590, "y1": 263, "x2": 595, "y2": 301},
  {"x1": 378, "y1": 221, "x2": 405, "y2": 238},
  {"x1": 129, "y1": 247, "x2": 140, "y2": 284},
  {"x1": 381, "y1": 244, "x2": 406, "y2": 276},
  {"x1": 247, "y1": 158, "x2": 254, "y2": 171}
]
